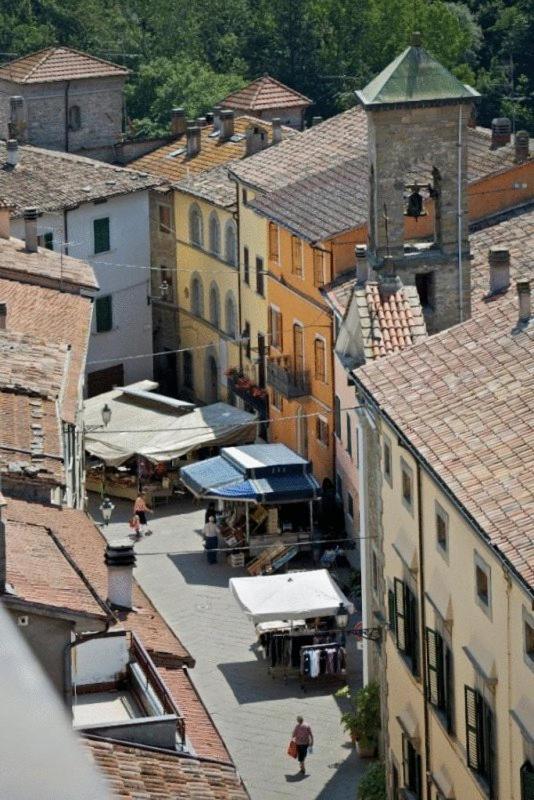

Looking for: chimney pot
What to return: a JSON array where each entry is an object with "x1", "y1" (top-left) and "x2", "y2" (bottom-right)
[
  {"x1": 271, "y1": 117, "x2": 282, "y2": 144},
  {"x1": 246, "y1": 125, "x2": 267, "y2": 157},
  {"x1": 378, "y1": 255, "x2": 402, "y2": 298},
  {"x1": 170, "y1": 108, "x2": 187, "y2": 137},
  {"x1": 488, "y1": 246, "x2": 510, "y2": 294},
  {"x1": 219, "y1": 109, "x2": 235, "y2": 140},
  {"x1": 9, "y1": 96, "x2": 25, "y2": 142},
  {"x1": 196, "y1": 116, "x2": 207, "y2": 128},
  {"x1": 0, "y1": 302, "x2": 6, "y2": 330},
  {"x1": 23, "y1": 206, "x2": 38, "y2": 253},
  {"x1": 517, "y1": 279, "x2": 531, "y2": 324},
  {"x1": 205, "y1": 112, "x2": 214, "y2": 124},
  {"x1": 355, "y1": 244, "x2": 369, "y2": 284},
  {"x1": 311, "y1": 116, "x2": 323, "y2": 127},
  {"x1": 0, "y1": 203, "x2": 11, "y2": 240},
  {"x1": 186, "y1": 125, "x2": 201, "y2": 158},
  {"x1": 105, "y1": 541, "x2": 136, "y2": 610},
  {"x1": 514, "y1": 130, "x2": 529, "y2": 163},
  {"x1": 491, "y1": 117, "x2": 512, "y2": 149},
  {"x1": 212, "y1": 106, "x2": 222, "y2": 132},
  {"x1": 6, "y1": 139, "x2": 18, "y2": 167}
]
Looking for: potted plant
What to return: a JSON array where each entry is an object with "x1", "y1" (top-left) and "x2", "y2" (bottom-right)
[
  {"x1": 335, "y1": 681, "x2": 380, "y2": 757},
  {"x1": 358, "y1": 761, "x2": 386, "y2": 800}
]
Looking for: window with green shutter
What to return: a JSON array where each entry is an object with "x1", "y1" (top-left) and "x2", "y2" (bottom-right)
[
  {"x1": 464, "y1": 685, "x2": 495, "y2": 796},
  {"x1": 393, "y1": 577, "x2": 419, "y2": 676},
  {"x1": 426, "y1": 628, "x2": 454, "y2": 733},
  {"x1": 95, "y1": 295, "x2": 113, "y2": 333},
  {"x1": 521, "y1": 760, "x2": 534, "y2": 800},
  {"x1": 94, "y1": 217, "x2": 110, "y2": 254},
  {"x1": 402, "y1": 734, "x2": 422, "y2": 799}
]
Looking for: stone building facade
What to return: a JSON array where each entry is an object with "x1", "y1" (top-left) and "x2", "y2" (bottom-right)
[{"x1": 0, "y1": 47, "x2": 128, "y2": 154}]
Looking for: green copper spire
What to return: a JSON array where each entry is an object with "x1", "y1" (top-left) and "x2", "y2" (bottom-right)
[{"x1": 356, "y1": 32, "x2": 479, "y2": 109}]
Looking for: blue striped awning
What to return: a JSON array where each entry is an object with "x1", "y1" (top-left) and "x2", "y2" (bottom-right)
[{"x1": 180, "y1": 456, "x2": 243, "y2": 496}]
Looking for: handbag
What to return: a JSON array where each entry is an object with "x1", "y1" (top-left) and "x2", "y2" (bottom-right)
[{"x1": 287, "y1": 740, "x2": 298, "y2": 759}]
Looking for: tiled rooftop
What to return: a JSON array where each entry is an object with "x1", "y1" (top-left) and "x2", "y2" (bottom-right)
[
  {"x1": 0, "y1": 143, "x2": 159, "y2": 217},
  {"x1": 85, "y1": 737, "x2": 248, "y2": 800},
  {"x1": 6, "y1": 519, "x2": 108, "y2": 620},
  {"x1": 175, "y1": 164, "x2": 237, "y2": 208},
  {"x1": 230, "y1": 108, "x2": 531, "y2": 242},
  {"x1": 6, "y1": 497, "x2": 235, "y2": 764},
  {"x1": 355, "y1": 289, "x2": 534, "y2": 592},
  {"x1": 0, "y1": 233, "x2": 97, "y2": 291},
  {"x1": 0, "y1": 46, "x2": 129, "y2": 84},
  {"x1": 221, "y1": 74, "x2": 311, "y2": 111},
  {"x1": 130, "y1": 116, "x2": 294, "y2": 184},
  {"x1": 0, "y1": 330, "x2": 66, "y2": 399},
  {"x1": 0, "y1": 270, "x2": 93, "y2": 424}
]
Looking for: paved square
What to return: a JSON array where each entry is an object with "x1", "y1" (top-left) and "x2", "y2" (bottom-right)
[{"x1": 92, "y1": 495, "x2": 367, "y2": 799}]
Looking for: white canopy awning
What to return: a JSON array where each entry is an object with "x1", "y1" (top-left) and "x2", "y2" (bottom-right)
[
  {"x1": 229, "y1": 569, "x2": 354, "y2": 624},
  {"x1": 84, "y1": 382, "x2": 257, "y2": 466}
]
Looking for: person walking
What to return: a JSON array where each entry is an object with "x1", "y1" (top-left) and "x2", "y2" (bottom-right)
[
  {"x1": 133, "y1": 492, "x2": 153, "y2": 535},
  {"x1": 292, "y1": 716, "x2": 313, "y2": 774},
  {"x1": 203, "y1": 515, "x2": 219, "y2": 565},
  {"x1": 204, "y1": 502, "x2": 217, "y2": 524}
]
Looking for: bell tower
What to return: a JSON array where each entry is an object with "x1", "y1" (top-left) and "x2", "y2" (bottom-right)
[{"x1": 357, "y1": 32, "x2": 479, "y2": 332}]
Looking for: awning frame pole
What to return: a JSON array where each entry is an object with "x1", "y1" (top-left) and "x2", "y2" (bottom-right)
[{"x1": 245, "y1": 503, "x2": 250, "y2": 545}]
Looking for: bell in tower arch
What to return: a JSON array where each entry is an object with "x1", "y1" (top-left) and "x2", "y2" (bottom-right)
[{"x1": 405, "y1": 182, "x2": 426, "y2": 219}]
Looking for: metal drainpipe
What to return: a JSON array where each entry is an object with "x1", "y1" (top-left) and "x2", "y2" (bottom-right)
[
  {"x1": 234, "y1": 201, "x2": 243, "y2": 375},
  {"x1": 63, "y1": 208, "x2": 69, "y2": 256},
  {"x1": 64, "y1": 81, "x2": 70, "y2": 151},
  {"x1": 416, "y1": 460, "x2": 431, "y2": 800}
]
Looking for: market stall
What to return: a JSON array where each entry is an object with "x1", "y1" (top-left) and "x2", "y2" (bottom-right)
[
  {"x1": 230, "y1": 570, "x2": 353, "y2": 683},
  {"x1": 180, "y1": 444, "x2": 321, "y2": 560},
  {"x1": 85, "y1": 381, "x2": 257, "y2": 502}
]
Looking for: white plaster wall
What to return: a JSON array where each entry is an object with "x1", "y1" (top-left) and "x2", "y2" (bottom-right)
[
  {"x1": 12, "y1": 190, "x2": 153, "y2": 386},
  {"x1": 72, "y1": 633, "x2": 129, "y2": 686}
]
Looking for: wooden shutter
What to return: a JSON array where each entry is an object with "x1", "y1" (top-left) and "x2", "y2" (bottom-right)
[
  {"x1": 483, "y1": 702, "x2": 495, "y2": 798},
  {"x1": 521, "y1": 761, "x2": 534, "y2": 800},
  {"x1": 313, "y1": 248, "x2": 324, "y2": 287},
  {"x1": 444, "y1": 645, "x2": 454, "y2": 733},
  {"x1": 292, "y1": 236, "x2": 302, "y2": 276},
  {"x1": 243, "y1": 246, "x2": 249, "y2": 284},
  {"x1": 394, "y1": 578, "x2": 406, "y2": 652},
  {"x1": 269, "y1": 222, "x2": 279, "y2": 261},
  {"x1": 95, "y1": 295, "x2": 112, "y2": 333},
  {"x1": 94, "y1": 217, "x2": 110, "y2": 254},
  {"x1": 402, "y1": 734, "x2": 409, "y2": 787},
  {"x1": 406, "y1": 586, "x2": 419, "y2": 675},
  {"x1": 388, "y1": 589, "x2": 396, "y2": 630},
  {"x1": 465, "y1": 685, "x2": 481, "y2": 771},
  {"x1": 426, "y1": 627, "x2": 440, "y2": 706}
]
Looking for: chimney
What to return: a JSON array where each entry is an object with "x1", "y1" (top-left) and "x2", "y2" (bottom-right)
[
  {"x1": 104, "y1": 541, "x2": 136, "y2": 610},
  {"x1": 219, "y1": 109, "x2": 235, "y2": 140},
  {"x1": 186, "y1": 125, "x2": 201, "y2": 157},
  {"x1": 196, "y1": 116, "x2": 207, "y2": 128},
  {"x1": 271, "y1": 117, "x2": 282, "y2": 144},
  {"x1": 171, "y1": 108, "x2": 187, "y2": 137},
  {"x1": 0, "y1": 303, "x2": 6, "y2": 330},
  {"x1": 468, "y1": 104, "x2": 477, "y2": 129},
  {"x1": 514, "y1": 130, "x2": 529, "y2": 163},
  {"x1": 378, "y1": 255, "x2": 402, "y2": 299},
  {"x1": 517, "y1": 279, "x2": 531, "y2": 325},
  {"x1": 312, "y1": 116, "x2": 323, "y2": 127},
  {"x1": 488, "y1": 246, "x2": 510, "y2": 294},
  {"x1": 0, "y1": 492, "x2": 6, "y2": 595},
  {"x1": 246, "y1": 125, "x2": 267, "y2": 156},
  {"x1": 0, "y1": 203, "x2": 11, "y2": 240},
  {"x1": 491, "y1": 117, "x2": 512, "y2": 149},
  {"x1": 212, "y1": 106, "x2": 222, "y2": 131},
  {"x1": 6, "y1": 139, "x2": 18, "y2": 167},
  {"x1": 23, "y1": 207, "x2": 38, "y2": 253},
  {"x1": 355, "y1": 244, "x2": 369, "y2": 284}
]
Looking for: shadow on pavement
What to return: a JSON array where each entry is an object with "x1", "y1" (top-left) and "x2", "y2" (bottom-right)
[
  {"x1": 315, "y1": 748, "x2": 368, "y2": 799},
  {"x1": 167, "y1": 552, "x2": 233, "y2": 588},
  {"x1": 285, "y1": 773, "x2": 309, "y2": 783}
]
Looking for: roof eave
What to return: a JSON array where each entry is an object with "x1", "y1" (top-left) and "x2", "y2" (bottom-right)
[{"x1": 356, "y1": 85, "x2": 480, "y2": 111}]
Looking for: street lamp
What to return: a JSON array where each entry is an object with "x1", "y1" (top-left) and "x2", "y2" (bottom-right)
[
  {"x1": 335, "y1": 602, "x2": 350, "y2": 630},
  {"x1": 101, "y1": 403, "x2": 112, "y2": 428},
  {"x1": 99, "y1": 496, "x2": 115, "y2": 526}
]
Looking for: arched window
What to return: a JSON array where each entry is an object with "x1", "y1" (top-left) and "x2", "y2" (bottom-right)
[
  {"x1": 209, "y1": 212, "x2": 221, "y2": 256},
  {"x1": 209, "y1": 281, "x2": 220, "y2": 328},
  {"x1": 189, "y1": 203, "x2": 203, "y2": 247},
  {"x1": 68, "y1": 105, "x2": 81, "y2": 131},
  {"x1": 225, "y1": 291, "x2": 237, "y2": 339},
  {"x1": 225, "y1": 220, "x2": 237, "y2": 267},
  {"x1": 190, "y1": 274, "x2": 204, "y2": 317}
]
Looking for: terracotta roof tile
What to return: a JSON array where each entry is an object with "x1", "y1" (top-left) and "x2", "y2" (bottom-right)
[
  {"x1": 0, "y1": 271, "x2": 93, "y2": 424},
  {"x1": 0, "y1": 233, "x2": 97, "y2": 291},
  {"x1": 0, "y1": 47, "x2": 129, "y2": 84},
  {"x1": 221, "y1": 75, "x2": 311, "y2": 112},
  {"x1": 355, "y1": 290, "x2": 534, "y2": 592},
  {"x1": 85, "y1": 737, "x2": 248, "y2": 800},
  {"x1": 0, "y1": 143, "x2": 159, "y2": 218},
  {"x1": 131, "y1": 116, "x2": 294, "y2": 185},
  {"x1": 5, "y1": 518, "x2": 108, "y2": 619},
  {"x1": 231, "y1": 108, "x2": 531, "y2": 242}
]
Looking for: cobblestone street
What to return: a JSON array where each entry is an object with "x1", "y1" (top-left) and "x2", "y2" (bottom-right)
[{"x1": 92, "y1": 495, "x2": 366, "y2": 800}]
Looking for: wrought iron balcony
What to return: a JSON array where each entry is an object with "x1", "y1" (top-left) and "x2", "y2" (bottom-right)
[{"x1": 267, "y1": 357, "x2": 310, "y2": 398}]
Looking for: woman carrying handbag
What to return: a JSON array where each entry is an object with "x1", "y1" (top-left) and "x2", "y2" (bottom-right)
[{"x1": 289, "y1": 716, "x2": 314, "y2": 774}]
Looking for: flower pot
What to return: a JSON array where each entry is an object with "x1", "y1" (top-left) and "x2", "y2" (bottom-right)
[{"x1": 356, "y1": 740, "x2": 377, "y2": 758}]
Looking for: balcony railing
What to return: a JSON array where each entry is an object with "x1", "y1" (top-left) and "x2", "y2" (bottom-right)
[{"x1": 267, "y1": 357, "x2": 310, "y2": 398}]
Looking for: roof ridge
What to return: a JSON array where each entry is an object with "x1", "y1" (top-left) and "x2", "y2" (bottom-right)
[{"x1": 23, "y1": 47, "x2": 54, "y2": 82}]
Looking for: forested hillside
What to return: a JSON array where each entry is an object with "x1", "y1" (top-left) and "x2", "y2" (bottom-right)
[{"x1": 1, "y1": 0, "x2": 532, "y2": 135}]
